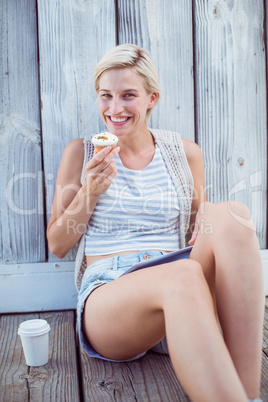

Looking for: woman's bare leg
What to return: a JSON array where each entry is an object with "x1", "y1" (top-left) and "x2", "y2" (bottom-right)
[
  {"x1": 83, "y1": 259, "x2": 247, "y2": 401},
  {"x1": 190, "y1": 201, "x2": 265, "y2": 399}
]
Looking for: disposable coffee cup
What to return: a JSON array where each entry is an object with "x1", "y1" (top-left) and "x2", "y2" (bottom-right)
[{"x1": 18, "y1": 319, "x2": 50, "y2": 366}]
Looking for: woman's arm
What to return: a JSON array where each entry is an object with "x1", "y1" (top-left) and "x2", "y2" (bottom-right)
[
  {"x1": 182, "y1": 139, "x2": 207, "y2": 244},
  {"x1": 47, "y1": 139, "x2": 119, "y2": 258},
  {"x1": 47, "y1": 138, "x2": 90, "y2": 257}
]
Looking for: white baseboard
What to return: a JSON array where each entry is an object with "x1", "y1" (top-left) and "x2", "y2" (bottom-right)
[
  {"x1": 0, "y1": 252, "x2": 267, "y2": 313},
  {"x1": 260, "y1": 250, "x2": 268, "y2": 296},
  {"x1": 0, "y1": 261, "x2": 77, "y2": 313}
]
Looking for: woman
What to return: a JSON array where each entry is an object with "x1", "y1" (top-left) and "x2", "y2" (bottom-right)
[{"x1": 47, "y1": 44, "x2": 264, "y2": 402}]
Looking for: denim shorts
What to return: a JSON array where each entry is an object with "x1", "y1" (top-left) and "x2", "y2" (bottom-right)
[{"x1": 77, "y1": 247, "x2": 192, "y2": 362}]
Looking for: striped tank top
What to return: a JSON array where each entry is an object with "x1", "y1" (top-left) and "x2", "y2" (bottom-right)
[{"x1": 84, "y1": 145, "x2": 180, "y2": 255}]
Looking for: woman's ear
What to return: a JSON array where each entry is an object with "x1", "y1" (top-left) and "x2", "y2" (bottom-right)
[{"x1": 147, "y1": 92, "x2": 159, "y2": 109}]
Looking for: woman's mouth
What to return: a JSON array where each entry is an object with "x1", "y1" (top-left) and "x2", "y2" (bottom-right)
[{"x1": 108, "y1": 116, "x2": 131, "y2": 125}]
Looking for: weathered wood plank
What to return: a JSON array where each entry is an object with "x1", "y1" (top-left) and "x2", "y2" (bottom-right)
[
  {"x1": 0, "y1": 0, "x2": 45, "y2": 263},
  {"x1": 29, "y1": 311, "x2": 80, "y2": 401},
  {"x1": 79, "y1": 298, "x2": 268, "y2": 401},
  {"x1": 263, "y1": 298, "x2": 268, "y2": 356},
  {"x1": 0, "y1": 313, "x2": 37, "y2": 401},
  {"x1": 261, "y1": 300, "x2": 268, "y2": 402},
  {"x1": 80, "y1": 342, "x2": 268, "y2": 401},
  {"x1": 0, "y1": 311, "x2": 80, "y2": 402},
  {"x1": 261, "y1": 352, "x2": 268, "y2": 401},
  {"x1": 194, "y1": 0, "x2": 267, "y2": 247},
  {"x1": 37, "y1": 0, "x2": 117, "y2": 261},
  {"x1": 80, "y1": 347, "x2": 190, "y2": 401},
  {"x1": 1, "y1": 307, "x2": 267, "y2": 401},
  {"x1": 117, "y1": 0, "x2": 195, "y2": 140}
]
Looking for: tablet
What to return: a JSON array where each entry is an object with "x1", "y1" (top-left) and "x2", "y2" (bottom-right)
[{"x1": 121, "y1": 245, "x2": 193, "y2": 276}]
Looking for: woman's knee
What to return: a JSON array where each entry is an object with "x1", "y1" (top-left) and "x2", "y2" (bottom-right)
[
  {"x1": 223, "y1": 200, "x2": 252, "y2": 224},
  {"x1": 201, "y1": 201, "x2": 255, "y2": 239},
  {"x1": 218, "y1": 201, "x2": 256, "y2": 241}
]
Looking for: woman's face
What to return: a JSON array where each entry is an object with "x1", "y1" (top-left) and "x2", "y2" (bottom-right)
[{"x1": 97, "y1": 68, "x2": 157, "y2": 138}]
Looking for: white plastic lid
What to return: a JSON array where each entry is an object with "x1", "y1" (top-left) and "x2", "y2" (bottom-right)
[{"x1": 18, "y1": 319, "x2": 51, "y2": 337}]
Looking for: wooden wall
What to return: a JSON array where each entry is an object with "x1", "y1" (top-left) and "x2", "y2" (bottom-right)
[
  {"x1": 1, "y1": 0, "x2": 45, "y2": 263},
  {"x1": 0, "y1": 1, "x2": 267, "y2": 276}
]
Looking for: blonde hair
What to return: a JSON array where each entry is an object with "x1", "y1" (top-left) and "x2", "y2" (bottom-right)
[{"x1": 94, "y1": 44, "x2": 160, "y2": 122}]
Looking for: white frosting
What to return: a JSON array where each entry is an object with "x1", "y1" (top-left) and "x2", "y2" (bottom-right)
[{"x1": 92, "y1": 132, "x2": 118, "y2": 147}]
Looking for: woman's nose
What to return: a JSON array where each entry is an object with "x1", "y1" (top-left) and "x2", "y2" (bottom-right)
[{"x1": 110, "y1": 97, "x2": 124, "y2": 114}]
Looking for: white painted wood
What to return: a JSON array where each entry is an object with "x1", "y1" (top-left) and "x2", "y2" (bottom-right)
[
  {"x1": 0, "y1": 0, "x2": 45, "y2": 263},
  {"x1": 0, "y1": 253, "x2": 267, "y2": 313},
  {"x1": 0, "y1": 262, "x2": 77, "y2": 313},
  {"x1": 260, "y1": 250, "x2": 268, "y2": 296},
  {"x1": 37, "y1": 0, "x2": 117, "y2": 261},
  {"x1": 194, "y1": 0, "x2": 267, "y2": 247},
  {"x1": 117, "y1": 0, "x2": 195, "y2": 140}
]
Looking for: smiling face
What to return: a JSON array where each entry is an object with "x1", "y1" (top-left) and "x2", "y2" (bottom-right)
[{"x1": 97, "y1": 68, "x2": 158, "y2": 139}]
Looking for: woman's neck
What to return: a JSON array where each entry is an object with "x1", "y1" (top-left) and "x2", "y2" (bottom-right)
[
  {"x1": 118, "y1": 127, "x2": 154, "y2": 153},
  {"x1": 118, "y1": 129, "x2": 155, "y2": 170}
]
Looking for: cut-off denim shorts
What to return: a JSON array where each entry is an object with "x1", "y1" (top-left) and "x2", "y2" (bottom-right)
[{"x1": 77, "y1": 246, "x2": 193, "y2": 362}]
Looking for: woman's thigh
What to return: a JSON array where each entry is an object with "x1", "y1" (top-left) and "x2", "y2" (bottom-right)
[
  {"x1": 83, "y1": 265, "x2": 166, "y2": 360},
  {"x1": 83, "y1": 259, "x2": 199, "y2": 361}
]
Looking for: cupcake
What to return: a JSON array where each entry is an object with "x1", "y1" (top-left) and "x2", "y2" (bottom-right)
[{"x1": 92, "y1": 132, "x2": 118, "y2": 153}]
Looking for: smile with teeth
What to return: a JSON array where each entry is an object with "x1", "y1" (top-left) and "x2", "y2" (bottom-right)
[{"x1": 110, "y1": 116, "x2": 130, "y2": 122}]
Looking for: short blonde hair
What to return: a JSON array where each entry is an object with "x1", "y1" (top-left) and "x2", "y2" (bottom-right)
[{"x1": 94, "y1": 44, "x2": 160, "y2": 122}]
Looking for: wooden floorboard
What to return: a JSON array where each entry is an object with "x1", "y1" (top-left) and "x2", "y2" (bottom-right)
[
  {"x1": 261, "y1": 353, "x2": 268, "y2": 401},
  {"x1": 0, "y1": 299, "x2": 267, "y2": 401},
  {"x1": 0, "y1": 311, "x2": 80, "y2": 402},
  {"x1": 263, "y1": 298, "x2": 268, "y2": 356},
  {"x1": 79, "y1": 351, "x2": 268, "y2": 402},
  {"x1": 262, "y1": 299, "x2": 268, "y2": 401},
  {"x1": 80, "y1": 346, "x2": 190, "y2": 401}
]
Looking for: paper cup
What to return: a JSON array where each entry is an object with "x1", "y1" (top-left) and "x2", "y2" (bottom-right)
[{"x1": 18, "y1": 319, "x2": 51, "y2": 366}]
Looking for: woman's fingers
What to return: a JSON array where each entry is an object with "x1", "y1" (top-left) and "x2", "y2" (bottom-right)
[
  {"x1": 87, "y1": 164, "x2": 117, "y2": 196},
  {"x1": 188, "y1": 221, "x2": 199, "y2": 245},
  {"x1": 84, "y1": 146, "x2": 119, "y2": 197},
  {"x1": 87, "y1": 146, "x2": 120, "y2": 171},
  {"x1": 188, "y1": 202, "x2": 213, "y2": 245},
  {"x1": 98, "y1": 160, "x2": 117, "y2": 180}
]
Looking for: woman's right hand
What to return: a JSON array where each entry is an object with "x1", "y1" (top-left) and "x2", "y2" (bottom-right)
[{"x1": 83, "y1": 145, "x2": 120, "y2": 198}]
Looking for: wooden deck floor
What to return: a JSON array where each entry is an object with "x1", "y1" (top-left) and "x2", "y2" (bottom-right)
[{"x1": 1, "y1": 299, "x2": 268, "y2": 402}]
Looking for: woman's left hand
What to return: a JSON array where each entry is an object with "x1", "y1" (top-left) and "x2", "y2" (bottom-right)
[
  {"x1": 188, "y1": 202, "x2": 206, "y2": 245},
  {"x1": 188, "y1": 202, "x2": 214, "y2": 245},
  {"x1": 188, "y1": 218, "x2": 200, "y2": 245}
]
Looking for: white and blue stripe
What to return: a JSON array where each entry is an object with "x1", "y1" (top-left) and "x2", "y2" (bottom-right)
[{"x1": 85, "y1": 145, "x2": 180, "y2": 255}]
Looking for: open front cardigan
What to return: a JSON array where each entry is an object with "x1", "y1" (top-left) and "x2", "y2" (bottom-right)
[{"x1": 74, "y1": 129, "x2": 194, "y2": 291}]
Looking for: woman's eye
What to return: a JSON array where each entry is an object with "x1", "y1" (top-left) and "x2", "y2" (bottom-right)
[
  {"x1": 124, "y1": 93, "x2": 134, "y2": 98},
  {"x1": 101, "y1": 94, "x2": 112, "y2": 98}
]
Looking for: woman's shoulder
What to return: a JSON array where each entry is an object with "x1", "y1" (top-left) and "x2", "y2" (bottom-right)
[
  {"x1": 56, "y1": 138, "x2": 85, "y2": 185},
  {"x1": 181, "y1": 138, "x2": 202, "y2": 162},
  {"x1": 181, "y1": 138, "x2": 204, "y2": 176},
  {"x1": 63, "y1": 138, "x2": 85, "y2": 160}
]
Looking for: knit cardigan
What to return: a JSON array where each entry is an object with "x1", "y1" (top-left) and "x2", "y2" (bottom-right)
[{"x1": 74, "y1": 128, "x2": 194, "y2": 291}]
